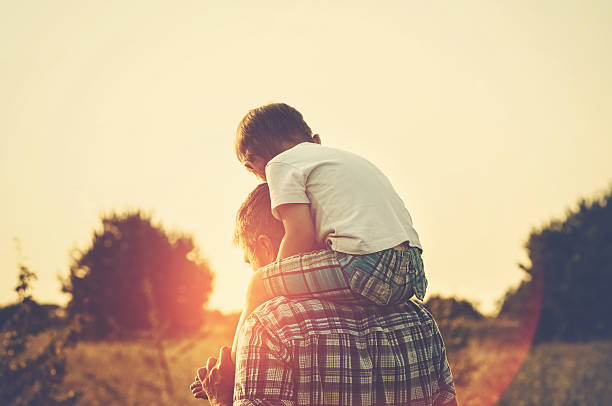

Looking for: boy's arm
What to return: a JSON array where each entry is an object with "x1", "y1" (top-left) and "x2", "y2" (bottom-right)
[{"x1": 275, "y1": 203, "x2": 316, "y2": 260}]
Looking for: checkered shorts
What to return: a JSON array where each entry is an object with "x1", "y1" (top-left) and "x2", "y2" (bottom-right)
[{"x1": 260, "y1": 243, "x2": 427, "y2": 305}]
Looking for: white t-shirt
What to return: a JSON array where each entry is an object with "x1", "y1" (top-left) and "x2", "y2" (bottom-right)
[{"x1": 265, "y1": 142, "x2": 422, "y2": 255}]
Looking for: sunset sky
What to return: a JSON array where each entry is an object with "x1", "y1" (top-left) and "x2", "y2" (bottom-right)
[{"x1": 1, "y1": 1, "x2": 611, "y2": 314}]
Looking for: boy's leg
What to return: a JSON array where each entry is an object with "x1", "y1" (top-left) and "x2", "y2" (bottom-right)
[
  {"x1": 386, "y1": 245, "x2": 427, "y2": 303},
  {"x1": 336, "y1": 244, "x2": 428, "y2": 305},
  {"x1": 260, "y1": 249, "x2": 355, "y2": 301},
  {"x1": 253, "y1": 245, "x2": 428, "y2": 307},
  {"x1": 404, "y1": 246, "x2": 427, "y2": 301},
  {"x1": 259, "y1": 246, "x2": 428, "y2": 305}
]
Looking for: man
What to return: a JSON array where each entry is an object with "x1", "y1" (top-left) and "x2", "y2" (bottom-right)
[{"x1": 191, "y1": 184, "x2": 458, "y2": 405}]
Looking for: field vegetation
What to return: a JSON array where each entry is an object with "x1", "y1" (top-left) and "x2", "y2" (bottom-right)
[{"x1": 24, "y1": 314, "x2": 610, "y2": 406}]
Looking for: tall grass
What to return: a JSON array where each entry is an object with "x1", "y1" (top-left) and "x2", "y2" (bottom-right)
[
  {"x1": 58, "y1": 312, "x2": 239, "y2": 406},
  {"x1": 495, "y1": 341, "x2": 612, "y2": 406},
  {"x1": 41, "y1": 316, "x2": 612, "y2": 406},
  {"x1": 61, "y1": 334, "x2": 225, "y2": 406}
]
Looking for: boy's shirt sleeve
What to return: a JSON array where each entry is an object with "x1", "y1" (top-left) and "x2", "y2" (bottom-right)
[{"x1": 266, "y1": 161, "x2": 310, "y2": 220}]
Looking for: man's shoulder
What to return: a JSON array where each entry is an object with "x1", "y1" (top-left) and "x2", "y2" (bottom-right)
[{"x1": 247, "y1": 297, "x2": 438, "y2": 341}]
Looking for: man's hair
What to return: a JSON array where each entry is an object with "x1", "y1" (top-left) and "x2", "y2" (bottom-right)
[
  {"x1": 233, "y1": 183, "x2": 284, "y2": 254},
  {"x1": 235, "y1": 103, "x2": 313, "y2": 164}
]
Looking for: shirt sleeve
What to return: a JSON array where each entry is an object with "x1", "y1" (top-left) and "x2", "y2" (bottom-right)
[
  {"x1": 265, "y1": 161, "x2": 310, "y2": 220},
  {"x1": 234, "y1": 400, "x2": 294, "y2": 406},
  {"x1": 234, "y1": 314, "x2": 296, "y2": 406},
  {"x1": 431, "y1": 322, "x2": 457, "y2": 405}
]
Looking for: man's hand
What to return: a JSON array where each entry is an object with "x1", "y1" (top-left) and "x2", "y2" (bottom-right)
[
  {"x1": 190, "y1": 375, "x2": 207, "y2": 400},
  {"x1": 190, "y1": 346, "x2": 235, "y2": 406}
]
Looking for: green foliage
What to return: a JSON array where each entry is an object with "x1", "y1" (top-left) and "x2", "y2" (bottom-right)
[
  {"x1": 63, "y1": 211, "x2": 214, "y2": 338},
  {"x1": 499, "y1": 186, "x2": 612, "y2": 341},
  {"x1": 0, "y1": 265, "x2": 78, "y2": 406}
]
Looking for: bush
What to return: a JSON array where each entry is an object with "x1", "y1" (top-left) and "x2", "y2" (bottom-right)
[
  {"x1": 424, "y1": 295, "x2": 483, "y2": 322},
  {"x1": 499, "y1": 186, "x2": 612, "y2": 341},
  {"x1": 424, "y1": 295, "x2": 483, "y2": 352},
  {"x1": 0, "y1": 265, "x2": 79, "y2": 406},
  {"x1": 62, "y1": 211, "x2": 214, "y2": 338}
]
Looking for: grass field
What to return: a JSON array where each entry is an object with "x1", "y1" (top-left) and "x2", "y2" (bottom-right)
[
  {"x1": 50, "y1": 317, "x2": 612, "y2": 406},
  {"x1": 495, "y1": 340, "x2": 612, "y2": 406},
  {"x1": 61, "y1": 312, "x2": 239, "y2": 406},
  {"x1": 62, "y1": 332, "x2": 226, "y2": 405}
]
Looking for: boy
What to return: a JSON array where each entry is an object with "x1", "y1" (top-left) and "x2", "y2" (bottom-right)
[{"x1": 232, "y1": 103, "x2": 427, "y2": 359}]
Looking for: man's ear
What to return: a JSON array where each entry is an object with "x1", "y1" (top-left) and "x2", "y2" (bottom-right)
[
  {"x1": 255, "y1": 235, "x2": 277, "y2": 266},
  {"x1": 312, "y1": 133, "x2": 321, "y2": 144}
]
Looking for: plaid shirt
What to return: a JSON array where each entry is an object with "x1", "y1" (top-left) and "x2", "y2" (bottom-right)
[{"x1": 234, "y1": 298, "x2": 456, "y2": 406}]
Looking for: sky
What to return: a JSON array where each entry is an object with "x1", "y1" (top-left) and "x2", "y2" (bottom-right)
[{"x1": 1, "y1": 0, "x2": 611, "y2": 314}]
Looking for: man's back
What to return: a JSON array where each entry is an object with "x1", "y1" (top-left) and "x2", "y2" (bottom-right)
[{"x1": 234, "y1": 298, "x2": 456, "y2": 406}]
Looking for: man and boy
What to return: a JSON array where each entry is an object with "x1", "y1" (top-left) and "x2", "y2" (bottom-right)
[{"x1": 190, "y1": 103, "x2": 457, "y2": 405}]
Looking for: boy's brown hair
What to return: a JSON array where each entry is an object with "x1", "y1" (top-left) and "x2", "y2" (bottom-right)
[{"x1": 235, "y1": 103, "x2": 313, "y2": 164}]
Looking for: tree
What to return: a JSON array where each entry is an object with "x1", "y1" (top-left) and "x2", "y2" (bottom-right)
[
  {"x1": 62, "y1": 211, "x2": 214, "y2": 338},
  {"x1": 423, "y1": 295, "x2": 483, "y2": 353},
  {"x1": 424, "y1": 295, "x2": 483, "y2": 322},
  {"x1": 0, "y1": 264, "x2": 78, "y2": 406},
  {"x1": 498, "y1": 186, "x2": 612, "y2": 341}
]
